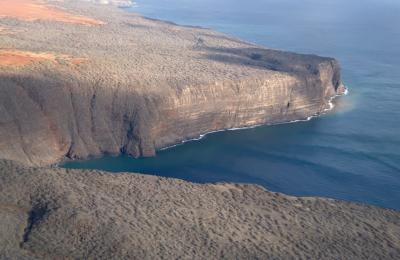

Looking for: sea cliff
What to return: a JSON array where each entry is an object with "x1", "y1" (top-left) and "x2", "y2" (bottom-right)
[
  {"x1": 0, "y1": 0, "x2": 343, "y2": 166},
  {"x1": 0, "y1": 1, "x2": 399, "y2": 259}
]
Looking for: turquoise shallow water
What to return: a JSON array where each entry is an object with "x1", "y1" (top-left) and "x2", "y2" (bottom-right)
[{"x1": 63, "y1": 0, "x2": 400, "y2": 209}]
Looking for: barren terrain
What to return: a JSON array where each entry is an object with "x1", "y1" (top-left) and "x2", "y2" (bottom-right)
[
  {"x1": 0, "y1": 0, "x2": 344, "y2": 166},
  {"x1": 0, "y1": 0, "x2": 398, "y2": 259},
  {"x1": 0, "y1": 50, "x2": 87, "y2": 67},
  {"x1": 0, "y1": 0, "x2": 103, "y2": 25},
  {"x1": 1, "y1": 160, "x2": 399, "y2": 259}
]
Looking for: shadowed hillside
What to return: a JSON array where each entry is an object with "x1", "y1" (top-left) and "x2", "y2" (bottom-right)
[
  {"x1": 0, "y1": 0, "x2": 344, "y2": 166},
  {"x1": 2, "y1": 1, "x2": 397, "y2": 259}
]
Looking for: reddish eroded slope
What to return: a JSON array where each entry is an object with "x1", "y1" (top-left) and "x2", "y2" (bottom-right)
[
  {"x1": 0, "y1": 50, "x2": 87, "y2": 67},
  {"x1": 0, "y1": 50, "x2": 57, "y2": 66},
  {"x1": 0, "y1": 0, "x2": 103, "y2": 25}
]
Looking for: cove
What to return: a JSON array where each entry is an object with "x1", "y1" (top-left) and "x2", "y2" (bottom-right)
[{"x1": 62, "y1": 0, "x2": 400, "y2": 210}]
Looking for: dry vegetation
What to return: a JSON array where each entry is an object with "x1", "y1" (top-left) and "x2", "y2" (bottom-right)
[
  {"x1": 0, "y1": 1, "x2": 398, "y2": 259},
  {"x1": 0, "y1": 50, "x2": 87, "y2": 67},
  {"x1": 1, "y1": 160, "x2": 399, "y2": 259},
  {"x1": 0, "y1": 0, "x2": 342, "y2": 166},
  {"x1": 0, "y1": 0, "x2": 104, "y2": 25}
]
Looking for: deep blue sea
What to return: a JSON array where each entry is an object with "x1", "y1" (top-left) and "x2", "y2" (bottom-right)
[{"x1": 63, "y1": 0, "x2": 400, "y2": 209}]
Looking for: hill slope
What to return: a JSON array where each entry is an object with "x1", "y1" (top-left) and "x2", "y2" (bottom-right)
[
  {"x1": 1, "y1": 160, "x2": 399, "y2": 259},
  {"x1": 0, "y1": 0, "x2": 344, "y2": 166}
]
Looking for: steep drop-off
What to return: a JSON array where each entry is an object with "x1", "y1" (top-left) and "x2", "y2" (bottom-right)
[
  {"x1": 0, "y1": 0, "x2": 344, "y2": 166},
  {"x1": 1, "y1": 1, "x2": 399, "y2": 259}
]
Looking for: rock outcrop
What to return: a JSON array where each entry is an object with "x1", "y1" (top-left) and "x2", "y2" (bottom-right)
[
  {"x1": 0, "y1": 0, "x2": 343, "y2": 166},
  {"x1": 1, "y1": 160, "x2": 399, "y2": 259},
  {"x1": 1, "y1": 1, "x2": 399, "y2": 259}
]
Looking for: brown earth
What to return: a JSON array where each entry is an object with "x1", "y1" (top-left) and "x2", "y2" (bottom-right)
[
  {"x1": 1, "y1": 160, "x2": 399, "y2": 259},
  {"x1": 0, "y1": 0, "x2": 103, "y2": 25},
  {"x1": 0, "y1": 50, "x2": 57, "y2": 66},
  {"x1": 0, "y1": 0, "x2": 343, "y2": 166},
  {"x1": 0, "y1": 50, "x2": 86, "y2": 67},
  {"x1": 1, "y1": 1, "x2": 398, "y2": 259}
]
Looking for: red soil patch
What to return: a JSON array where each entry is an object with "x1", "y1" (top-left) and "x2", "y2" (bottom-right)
[
  {"x1": 0, "y1": 0, "x2": 104, "y2": 25},
  {"x1": 0, "y1": 50, "x2": 87, "y2": 67},
  {"x1": 0, "y1": 50, "x2": 56, "y2": 66},
  {"x1": 70, "y1": 58, "x2": 88, "y2": 66}
]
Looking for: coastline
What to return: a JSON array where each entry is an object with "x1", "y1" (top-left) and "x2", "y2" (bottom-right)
[
  {"x1": 2, "y1": 158, "x2": 399, "y2": 259},
  {"x1": 159, "y1": 86, "x2": 349, "y2": 152},
  {"x1": 1, "y1": 1, "x2": 400, "y2": 258}
]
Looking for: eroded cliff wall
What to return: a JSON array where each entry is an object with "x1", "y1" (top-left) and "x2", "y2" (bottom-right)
[{"x1": 0, "y1": 0, "x2": 343, "y2": 166}]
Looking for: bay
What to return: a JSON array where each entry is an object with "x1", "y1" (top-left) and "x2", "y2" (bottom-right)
[{"x1": 62, "y1": 0, "x2": 400, "y2": 209}]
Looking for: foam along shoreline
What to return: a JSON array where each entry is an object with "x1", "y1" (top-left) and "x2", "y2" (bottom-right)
[
  {"x1": 0, "y1": 0, "x2": 346, "y2": 166},
  {"x1": 160, "y1": 86, "x2": 349, "y2": 152}
]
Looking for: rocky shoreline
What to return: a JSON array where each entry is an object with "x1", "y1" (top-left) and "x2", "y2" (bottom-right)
[
  {"x1": 0, "y1": 1, "x2": 399, "y2": 258},
  {"x1": 1, "y1": 0, "x2": 342, "y2": 166}
]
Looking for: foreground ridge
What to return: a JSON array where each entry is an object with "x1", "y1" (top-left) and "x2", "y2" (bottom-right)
[
  {"x1": 2, "y1": 1, "x2": 397, "y2": 259},
  {"x1": 0, "y1": 160, "x2": 399, "y2": 259}
]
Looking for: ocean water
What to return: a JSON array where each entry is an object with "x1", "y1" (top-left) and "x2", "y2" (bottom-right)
[{"x1": 63, "y1": 0, "x2": 400, "y2": 209}]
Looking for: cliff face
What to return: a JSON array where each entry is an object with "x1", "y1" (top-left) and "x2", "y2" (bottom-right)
[
  {"x1": 151, "y1": 56, "x2": 342, "y2": 150},
  {"x1": 2, "y1": 2, "x2": 399, "y2": 259},
  {"x1": 0, "y1": 0, "x2": 343, "y2": 166}
]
